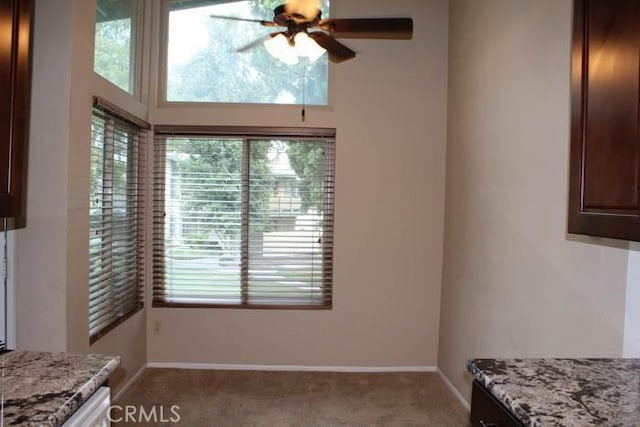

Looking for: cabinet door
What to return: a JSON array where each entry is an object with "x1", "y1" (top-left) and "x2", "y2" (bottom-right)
[
  {"x1": 470, "y1": 381, "x2": 523, "y2": 427},
  {"x1": 568, "y1": 0, "x2": 640, "y2": 241},
  {"x1": 0, "y1": 0, "x2": 32, "y2": 221}
]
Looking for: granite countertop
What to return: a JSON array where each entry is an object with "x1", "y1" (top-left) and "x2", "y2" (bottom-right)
[
  {"x1": 467, "y1": 358, "x2": 640, "y2": 427},
  {"x1": 1, "y1": 350, "x2": 120, "y2": 426}
]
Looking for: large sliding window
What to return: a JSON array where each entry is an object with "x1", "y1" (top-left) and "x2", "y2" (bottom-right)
[
  {"x1": 153, "y1": 127, "x2": 335, "y2": 308},
  {"x1": 89, "y1": 99, "x2": 148, "y2": 342}
]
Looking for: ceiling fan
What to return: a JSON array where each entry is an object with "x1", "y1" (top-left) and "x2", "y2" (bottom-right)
[{"x1": 210, "y1": 0, "x2": 414, "y2": 64}]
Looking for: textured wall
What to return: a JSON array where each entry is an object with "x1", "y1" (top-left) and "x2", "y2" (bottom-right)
[
  {"x1": 14, "y1": 0, "x2": 148, "y2": 396},
  {"x1": 439, "y1": 0, "x2": 629, "y2": 403},
  {"x1": 147, "y1": 0, "x2": 450, "y2": 368}
]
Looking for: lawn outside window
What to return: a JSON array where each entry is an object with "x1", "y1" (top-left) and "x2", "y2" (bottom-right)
[{"x1": 153, "y1": 126, "x2": 335, "y2": 308}]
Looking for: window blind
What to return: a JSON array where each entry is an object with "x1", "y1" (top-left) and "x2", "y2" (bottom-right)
[
  {"x1": 89, "y1": 101, "x2": 147, "y2": 342},
  {"x1": 153, "y1": 127, "x2": 335, "y2": 308}
]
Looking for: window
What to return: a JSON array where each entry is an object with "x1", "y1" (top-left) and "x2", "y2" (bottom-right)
[
  {"x1": 153, "y1": 127, "x2": 335, "y2": 308},
  {"x1": 89, "y1": 99, "x2": 148, "y2": 342},
  {"x1": 94, "y1": 0, "x2": 141, "y2": 94},
  {"x1": 163, "y1": 0, "x2": 329, "y2": 104}
]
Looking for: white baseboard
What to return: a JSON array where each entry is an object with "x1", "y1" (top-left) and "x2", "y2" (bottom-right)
[
  {"x1": 437, "y1": 368, "x2": 470, "y2": 411},
  {"x1": 146, "y1": 362, "x2": 437, "y2": 373},
  {"x1": 113, "y1": 363, "x2": 147, "y2": 402}
]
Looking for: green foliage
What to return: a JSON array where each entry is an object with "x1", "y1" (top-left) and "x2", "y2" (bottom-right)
[
  {"x1": 166, "y1": 138, "x2": 325, "y2": 250},
  {"x1": 167, "y1": 0, "x2": 330, "y2": 104},
  {"x1": 167, "y1": 139, "x2": 275, "y2": 250},
  {"x1": 249, "y1": 142, "x2": 276, "y2": 231},
  {"x1": 286, "y1": 142, "x2": 325, "y2": 213},
  {"x1": 94, "y1": 17, "x2": 132, "y2": 92},
  {"x1": 168, "y1": 139, "x2": 243, "y2": 249}
]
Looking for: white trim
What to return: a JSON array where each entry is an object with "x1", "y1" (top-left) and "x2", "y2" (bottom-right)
[
  {"x1": 5, "y1": 230, "x2": 15, "y2": 349},
  {"x1": 437, "y1": 368, "x2": 470, "y2": 412},
  {"x1": 146, "y1": 362, "x2": 437, "y2": 373},
  {"x1": 112, "y1": 363, "x2": 147, "y2": 402},
  {"x1": 624, "y1": 243, "x2": 640, "y2": 357}
]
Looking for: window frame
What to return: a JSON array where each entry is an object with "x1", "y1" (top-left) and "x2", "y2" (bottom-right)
[
  {"x1": 152, "y1": 125, "x2": 335, "y2": 309},
  {"x1": 89, "y1": 97, "x2": 150, "y2": 344},
  {"x1": 156, "y1": 0, "x2": 334, "y2": 107}
]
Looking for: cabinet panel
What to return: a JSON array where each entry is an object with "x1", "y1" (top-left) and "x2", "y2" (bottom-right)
[
  {"x1": 0, "y1": 0, "x2": 32, "y2": 221},
  {"x1": 0, "y1": 1, "x2": 14, "y2": 194},
  {"x1": 568, "y1": 0, "x2": 640, "y2": 241},
  {"x1": 583, "y1": 0, "x2": 640, "y2": 211},
  {"x1": 470, "y1": 381, "x2": 523, "y2": 427}
]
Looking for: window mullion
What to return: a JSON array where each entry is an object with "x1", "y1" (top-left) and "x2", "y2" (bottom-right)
[{"x1": 240, "y1": 138, "x2": 250, "y2": 305}]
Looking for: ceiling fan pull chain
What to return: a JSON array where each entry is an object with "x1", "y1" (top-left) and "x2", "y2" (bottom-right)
[{"x1": 301, "y1": 64, "x2": 307, "y2": 122}]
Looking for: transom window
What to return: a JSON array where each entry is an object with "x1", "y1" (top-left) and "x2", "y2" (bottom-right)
[
  {"x1": 153, "y1": 127, "x2": 335, "y2": 308},
  {"x1": 164, "y1": 0, "x2": 330, "y2": 104},
  {"x1": 94, "y1": 0, "x2": 141, "y2": 94}
]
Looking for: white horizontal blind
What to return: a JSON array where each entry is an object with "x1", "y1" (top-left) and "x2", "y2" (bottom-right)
[
  {"x1": 89, "y1": 105, "x2": 146, "y2": 341},
  {"x1": 153, "y1": 130, "x2": 335, "y2": 308}
]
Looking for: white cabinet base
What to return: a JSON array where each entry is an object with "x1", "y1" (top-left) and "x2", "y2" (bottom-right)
[{"x1": 62, "y1": 386, "x2": 110, "y2": 427}]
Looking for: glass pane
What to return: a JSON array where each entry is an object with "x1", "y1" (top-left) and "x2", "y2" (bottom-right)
[
  {"x1": 89, "y1": 116, "x2": 106, "y2": 324},
  {"x1": 89, "y1": 112, "x2": 143, "y2": 336},
  {"x1": 94, "y1": 0, "x2": 138, "y2": 93},
  {"x1": 112, "y1": 131, "x2": 138, "y2": 315},
  {"x1": 163, "y1": 138, "x2": 243, "y2": 303},
  {"x1": 167, "y1": 0, "x2": 329, "y2": 104},
  {"x1": 248, "y1": 140, "x2": 327, "y2": 305}
]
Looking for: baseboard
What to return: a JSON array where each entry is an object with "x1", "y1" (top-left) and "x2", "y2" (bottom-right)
[
  {"x1": 437, "y1": 368, "x2": 470, "y2": 411},
  {"x1": 146, "y1": 362, "x2": 437, "y2": 373},
  {"x1": 113, "y1": 363, "x2": 147, "y2": 402}
]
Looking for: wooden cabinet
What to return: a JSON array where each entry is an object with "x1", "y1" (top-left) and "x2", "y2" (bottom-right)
[
  {"x1": 0, "y1": 0, "x2": 32, "y2": 221},
  {"x1": 568, "y1": 0, "x2": 640, "y2": 241},
  {"x1": 470, "y1": 381, "x2": 523, "y2": 427}
]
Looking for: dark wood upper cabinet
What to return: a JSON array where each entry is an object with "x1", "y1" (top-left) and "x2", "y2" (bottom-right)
[
  {"x1": 569, "y1": 0, "x2": 640, "y2": 241},
  {"x1": 0, "y1": 0, "x2": 32, "y2": 222}
]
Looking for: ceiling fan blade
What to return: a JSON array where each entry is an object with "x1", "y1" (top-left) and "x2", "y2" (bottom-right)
[
  {"x1": 308, "y1": 32, "x2": 356, "y2": 63},
  {"x1": 210, "y1": 15, "x2": 278, "y2": 27},
  {"x1": 285, "y1": 0, "x2": 321, "y2": 21},
  {"x1": 319, "y1": 18, "x2": 413, "y2": 39},
  {"x1": 236, "y1": 33, "x2": 278, "y2": 53}
]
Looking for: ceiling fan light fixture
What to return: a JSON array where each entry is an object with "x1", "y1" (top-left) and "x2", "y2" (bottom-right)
[
  {"x1": 215, "y1": 4, "x2": 414, "y2": 65},
  {"x1": 294, "y1": 31, "x2": 326, "y2": 63},
  {"x1": 264, "y1": 33, "x2": 299, "y2": 65}
]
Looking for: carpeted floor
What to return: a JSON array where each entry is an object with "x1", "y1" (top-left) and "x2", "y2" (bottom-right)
[{"x1": 113, "y1": 369, "x2": 470, "y2": 426}]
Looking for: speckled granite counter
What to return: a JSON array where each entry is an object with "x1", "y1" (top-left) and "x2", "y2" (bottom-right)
[
  {"x1": 467, "y1": 358, "x2": 640, "y2": 427},
  {"x1": 1, "y1": 351, "x2": 120, "y2": 426}
]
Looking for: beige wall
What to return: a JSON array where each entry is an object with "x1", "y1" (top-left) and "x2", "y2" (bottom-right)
[
  {"x1": 14, "y1": 0, "x2": 72, "y2": 354},
  {"x1": 147, "y1": 0, "x2": 449, "y2": 367},
  {"x1": 439, "y1": 0, "x2": 629, "y2": 403},
  {"x1": 14, "y1": 0, "x2": 147, "y2": 396},
  {"x1": 19, "y1": 0, "x2": 632, "y2": 404}
]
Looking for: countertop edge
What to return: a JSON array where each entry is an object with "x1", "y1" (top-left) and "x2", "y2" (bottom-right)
[
  {"x1": 467, "y1": 359, "x2": 540, "y2": 427},
  {"x1": 46, "y1": 355, "x2": 120, "y2": 426}
]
